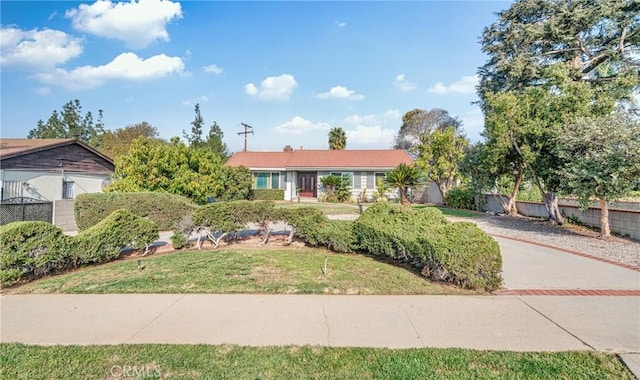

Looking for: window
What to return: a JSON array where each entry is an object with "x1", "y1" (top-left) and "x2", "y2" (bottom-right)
[
  {"x1": 375, "y1": 172, "x2": 385, "y2": 186},
  {"x1": 253, "y1": 172, "x2": 280, "y2": 189},
  {"x1": 330, "y1": 172, "x2": 354, "y2": 186},
  {"x1": 1, "y1": 180, "x2": 20, "y2": 200},
  {"x1": 62, "y1": 180, "x2": 74, "y2": 199}
]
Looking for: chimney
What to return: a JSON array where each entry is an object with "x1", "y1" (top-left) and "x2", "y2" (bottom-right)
[{"x1": 283, "y1": 145, "x2": 293, "y2": 152}]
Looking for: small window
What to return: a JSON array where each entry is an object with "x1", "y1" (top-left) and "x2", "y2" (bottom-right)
[
  {"x1": 63, "y1": 180, "x2": 74, "y2": 199},
  {"x1": 254, "y1": 172, "x2": 280, "y2": 189},
  {"x1": 255, "y1": 173, "x2": 269, "y2": 189}
]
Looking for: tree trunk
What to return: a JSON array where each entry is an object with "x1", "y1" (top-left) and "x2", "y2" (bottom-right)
[
  {"x1": 436, "y1": 181, "x2": 448, "y2": 205},
  {"x1": 599, "y1": 198, "x2": 611, "y2": 239},
  {"x1": 543, "y1": 191, "x2": 564, "y2": 225},
  {"x1": 401, "y1": 189, "x2": 410, "y2": 206},
  {"x1": 506, "y1": 171, "x2": 523, "y2": 216}
]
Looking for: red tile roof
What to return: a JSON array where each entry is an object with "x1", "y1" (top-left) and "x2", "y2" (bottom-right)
[{"x1": 227, "y1": 149, "x2": 413, "y2": 170}]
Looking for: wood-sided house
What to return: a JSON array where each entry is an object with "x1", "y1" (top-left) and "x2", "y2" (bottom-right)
[
  {"x1": 226, "y1": 147, "x2": 413, "y2": 201},
  {"x1": 0, "y1": 139, "x2": 114, "y2": 202}
]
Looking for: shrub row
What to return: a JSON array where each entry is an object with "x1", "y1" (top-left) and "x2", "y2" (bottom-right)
[
  {"x1": 248, "y1": 189, "x2": 285, "y2": 201},
  {"x1": 0, "y1": 210, "x2": 159, "y2": 287},
  {"x1": 75, "y1": 192, "x2": 198, "y2": 231},
  {"x1": 172, "y1": 201, "x2": 357, "y2": 253},
  {"x1": 353, "y1": 203, "x2": 502, "y2": 291}
]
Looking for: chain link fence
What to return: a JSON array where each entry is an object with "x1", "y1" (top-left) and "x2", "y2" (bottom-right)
[{"x1": 0, "y1": 197, "x2": 53, "y2": 225}]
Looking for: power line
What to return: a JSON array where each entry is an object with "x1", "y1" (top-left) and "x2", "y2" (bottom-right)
[{"x1": 237, "y1": 122, "x2": 254, "y2": 152}]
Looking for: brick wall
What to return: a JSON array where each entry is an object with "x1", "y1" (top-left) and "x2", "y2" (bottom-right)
[{"x1": 53, "y1": 199, "x2": 77, "y2": 231}]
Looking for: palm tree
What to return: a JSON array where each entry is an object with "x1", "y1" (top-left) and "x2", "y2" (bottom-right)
[
  {"x1": 384, "y1": 163, "x2": 422, "y2": 206},
  {"x1": 328, "y1": 127, "x2": 347, "y2": 150}
]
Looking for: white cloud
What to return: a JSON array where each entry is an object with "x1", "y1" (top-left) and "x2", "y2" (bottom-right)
[
  {"x1": 343, "y1": 109, "x2": 400, "y2": 147},
  {"x1": 203, "y1": 64, "x2": 222, "y2": 74},
  {"x1": 316, "y1": 85, "x2": 364, "y2": 100},
  {"x1": 335, "y1": 20, "x2": 346, "y2": 28},
  {"x1": 34, "y1": 87, "x2": 52, "y2": 95},
  {"x1": 182, "y1": 95, "x2": 209, "y2": 107},
  {"x1": 428, "y1": 75, "x2": 478, "y2": 95},
  {"x1": 393, "y1": 74, "x2": 417, "y2": 92},
  {"x1": 245, "y1": 74, "x2": 298, "y2": 101},
  {"x1": 460, "y1": 106, "x2": 484, "y2": 142},
  {"x1": 344, "y1": 109, "x2": 400, "y2": 126},
  {"x1": 274, "y1": 116, "x2": 330, "y2": 135},
  {"x1": 66, "y1": 0, "x2": 182, "y2": 48},
  {"x1": 35, "y1": 52, "x2": 184, "y2": 89},
  {"x1": 0, "y1": 27, "x2": 83, "y2": 68},
  {"x1": 346, "y1": 125, "x2": 396, "y2": 146}
]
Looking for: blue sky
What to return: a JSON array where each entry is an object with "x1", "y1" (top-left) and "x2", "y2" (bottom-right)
[{"x1": 1, "y1": 0, "x2": 510, "y2": 153}]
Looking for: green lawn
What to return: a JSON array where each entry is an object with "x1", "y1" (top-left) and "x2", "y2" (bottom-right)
[
  {"x1": 1, "y1": 343, "x2": 632, "y2": 380},
  {"x1": 5, "y1": 246, "x2": 477, "y2": 295}
]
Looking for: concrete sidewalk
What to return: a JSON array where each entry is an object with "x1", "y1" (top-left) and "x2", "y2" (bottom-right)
[{"x1": 1, "y1": 294, "x2": 638, "y2": 353}]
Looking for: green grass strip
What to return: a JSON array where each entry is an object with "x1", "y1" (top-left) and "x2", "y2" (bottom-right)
[{"x1": 1, "y1": 343, "x2": 632, "y2": 380}]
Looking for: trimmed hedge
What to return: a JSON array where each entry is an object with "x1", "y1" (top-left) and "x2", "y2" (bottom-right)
[
  {"x1": 249, "y1": 189, "x2": 285, "y2": 201},
  {"x1": 445, "y1": 185, "x2": 476, "y2": 210},
  {"x1": 0, "y1": 210, "x2": 159, "y2": 287},
  {"x1": 0, "y1": 222, "x2": 73, "y2": 286},
  {"x1": 74, "y1": 192, "x2": 198, "y2": 231},
  {"x1": 73, "y1": 209, "x2": 159, "y2": 265},
  {"x1": 354, "y1": 203, "x2": 502, "y2": 291},
  {"x1": 315, "y1": 220, "x2": 358, "y2": 253},
  {"x1": 421, "y1": 222, "x2": 502, "y2": 291}
]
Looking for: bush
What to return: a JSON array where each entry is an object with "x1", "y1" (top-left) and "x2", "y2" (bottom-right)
[
  {"x1": 353, "y1": 202, "x2": 502, "y2": 291},
  {"x1": 75, "y1": 192, "x2": 198, "y2": 231},
  {"x1": 248, "y1": 189, "x2": 285, "y2": 201},
  {"x1": 316, "y1": 220, "x2": 357, "y2": 253},
  {"x1": 73, "y1": 209, "x2": 159, "y2": 265},
  {"x1": 421, "y1": 222, "x2": 502, "y2": 291},
  {"x1": 276, "y1": 207, "x2": 328, "y2": 245},
  {"x1": 445, "y1": 185, "x2": 476, "y2": 210},
  {"x1": 0, "y1": 222, "x2": 73, "y2": 286}
]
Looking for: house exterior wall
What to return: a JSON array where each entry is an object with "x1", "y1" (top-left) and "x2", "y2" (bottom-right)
[{"x1": 1, "y1": 169, "x2": 110, "y2": 201}]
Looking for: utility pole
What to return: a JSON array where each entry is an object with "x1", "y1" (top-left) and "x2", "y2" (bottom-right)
[{"x1": 237, "y1": 122, "x2": 254, "y2": 152}]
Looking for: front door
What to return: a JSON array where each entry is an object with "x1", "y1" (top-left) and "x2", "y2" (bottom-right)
[{"x1": 297, "y1": 172, "x2": 317, "y2": 197}]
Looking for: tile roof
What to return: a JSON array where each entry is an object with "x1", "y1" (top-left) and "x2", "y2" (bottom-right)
[{"x1": 227, "y1": 149, "x2": 413, "y2": 170}]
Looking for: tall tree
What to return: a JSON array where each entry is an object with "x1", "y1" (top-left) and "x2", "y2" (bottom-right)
[
  {"x1": 28, "y1": 99, "x2": 105, "y2": 148},
  {"x1": 204, "y1": 121, "x2": 229, "y2": 161},
  {"x1": 183, "y1": 103, "x2": 205, "y2": 148},
  {"x1": 477, "y1": 0, "x2": 640, "y2": 224},
  {"x1": 328, "y1": 127, "x2": 347, "y2": 150},
  {"x1": 384, "y1": 163, "x2": 422, "y2": 206},
  {"x1": 100, "y1": 121, "x2": 160, "y2": 160},
  {"x1": 557, "y1": 112, "x2": 640, "y2": 238},
  {"x1": 415, "y1": 126, "x2": 468, "y2": 201},
  {"x1": 394, "y1": 108, "x2": 461, "y2": 150}
]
